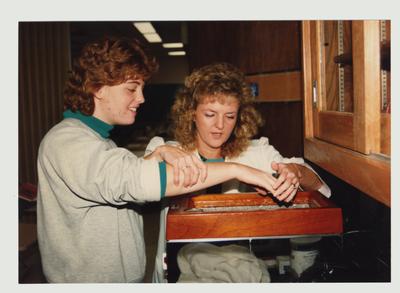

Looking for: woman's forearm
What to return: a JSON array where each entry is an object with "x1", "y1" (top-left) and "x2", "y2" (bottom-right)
[
  {"x1": 165, "y1": 162, "x2": 238, "y2": 196},
  {"x1": 290, "y1": 164, "x2": 322, "y2": 191},
  {"x1": 165, "y1": 162, "x2": 277, "y2": 197}
]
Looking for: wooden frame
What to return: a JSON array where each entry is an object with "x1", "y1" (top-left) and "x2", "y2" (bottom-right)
[
  {"x1": 304, "y1": 138, "x2": 390, "y2": 206},
  {"x1": 381, "y1": 113, "x2": 390, "y2": 155},
  {"x1": 305, "y1": 20, "x2": 381, "y2": 154},
  {"x1": 302, "y1": 21, "x2": 390, "y2": 206},
  {"x1": 166, "y1": 191, "x2": 343, "y2": 241},
  {"x1": 352, "y1": 21, "x2": 381, "y2": 154},
  {"x1": 317, "y1": 111, "x2": 354, "y2": 149}
]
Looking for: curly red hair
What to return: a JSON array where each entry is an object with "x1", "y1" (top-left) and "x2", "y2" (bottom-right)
[
  {"x1": 64, "y1": 37, "x2": 158, "y2": 115},
  {"x1": 170, "y1": 62, "x2": 263, "y2": 158}
]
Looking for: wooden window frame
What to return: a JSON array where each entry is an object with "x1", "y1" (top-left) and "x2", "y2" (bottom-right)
[{"x1": 302, "y1": 20, "x2": 390, "y2": 206}]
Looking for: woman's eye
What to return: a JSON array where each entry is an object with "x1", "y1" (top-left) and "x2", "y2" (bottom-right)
[
  {"x1": 226, "y1": 115, "x2": 236, "y2": 120},
  {"x1": 205, "y1": 113, "x2": 214, "y2": 117},
  {"x1": 127, "y1": 88, "x2": 137, "y2": 93}
]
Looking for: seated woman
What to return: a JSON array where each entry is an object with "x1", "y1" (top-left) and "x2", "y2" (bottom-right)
[{"x1": 148, "y1": 62, "x2": 331, "y2": 282}]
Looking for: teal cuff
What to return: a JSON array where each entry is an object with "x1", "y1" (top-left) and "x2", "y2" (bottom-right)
[{"x1": 158, "y1": 162, "x2": 167, "y2": 198}]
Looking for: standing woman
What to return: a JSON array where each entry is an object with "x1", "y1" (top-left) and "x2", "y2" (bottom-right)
[
  {"x1": 149, "y1": 62, "x2": 331, "y2": 282},
  {"x1": 36, "y1": 38, "x2": 282, "y2": 283}
]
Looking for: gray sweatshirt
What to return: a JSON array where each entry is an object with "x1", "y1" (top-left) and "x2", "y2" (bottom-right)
[{"x1": 37, "y1": 117, "x2": 161, "y2": 282}]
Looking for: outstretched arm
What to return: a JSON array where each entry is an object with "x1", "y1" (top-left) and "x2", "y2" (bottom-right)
[{"x1": 165, "y1": 162, "x2": 278, "y2": 197}]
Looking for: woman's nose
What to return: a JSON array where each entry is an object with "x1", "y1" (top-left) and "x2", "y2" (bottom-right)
[
  {"x1": 216, "y1": 116, "x2": 224, "y2": 129},
  {"x1": 137, "y1": 92, "x2": 145, "y2": 104}
]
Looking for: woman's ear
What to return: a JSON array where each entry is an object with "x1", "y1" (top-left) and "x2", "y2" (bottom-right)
[{"x1": 94, "y1": 86, "x2": 106, "y2": 101}]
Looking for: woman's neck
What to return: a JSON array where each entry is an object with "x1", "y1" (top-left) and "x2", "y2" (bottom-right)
[{"x1": 196, "y1": 141, "x2": 222, "y2": 159}]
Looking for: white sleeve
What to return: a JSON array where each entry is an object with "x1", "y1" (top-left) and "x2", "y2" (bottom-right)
[
  {"x1": 145, "y1": 136, "x2": 166, "y2": 156},
  {"x1": 144, "y1": 136, "x2": 181, "y2": 155}
]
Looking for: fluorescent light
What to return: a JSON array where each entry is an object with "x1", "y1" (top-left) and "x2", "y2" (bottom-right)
[
  {"x1": 162, "y1": 42, "x2": 184, "y2": 48},
  {"x1": 143, "y1": 33, "x2": 162, "y2": 43},
  {"x1": 168, "y1": 51, "x2": 186, "y2": 56},
  {"x1": 133, "y1": 22, "x2": 156, "y2": 34}
]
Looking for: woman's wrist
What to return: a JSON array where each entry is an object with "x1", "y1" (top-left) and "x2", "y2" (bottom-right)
[
  {"x1": 292, "y1": 163, "x2": 322, "y2": 190},
  {"x1": 228, "y1": 162, "x2": 241, "y2": 180},
  {"x1": 287, "y1": 163, "x2": 302, "y2": 179}
]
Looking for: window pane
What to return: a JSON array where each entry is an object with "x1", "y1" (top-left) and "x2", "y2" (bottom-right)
[{"x1": 321, "y1": 20, "x2": 353, "y2": 112}]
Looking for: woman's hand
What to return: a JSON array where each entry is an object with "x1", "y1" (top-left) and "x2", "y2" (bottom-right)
[
  {"x1": 270, "y1": 161, "x2": 301, "y2": 202},
  {"x1": 233, "y1": 163, "x2": 278, "y2": 196},
  {"x1": 146, "y1": 145, "x2": 207, "y2": 187}
]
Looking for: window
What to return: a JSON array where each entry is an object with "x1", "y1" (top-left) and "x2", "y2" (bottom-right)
[{"x1": 301, "y1": 20, "x2": 390, "y2": 206}]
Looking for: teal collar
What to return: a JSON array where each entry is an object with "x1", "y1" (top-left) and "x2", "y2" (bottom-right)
[
  {"x1": 63, "y1": 110, "x2": 114, "y2": 138},
  {"x1": 199, "y1": 153, "x2": 224, "y2": 163}
]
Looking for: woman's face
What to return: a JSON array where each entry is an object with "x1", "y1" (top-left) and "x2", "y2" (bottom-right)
[
  {"x1": 194, "y1": 95, "x2": 239, "y2": 153},
  {"x1": 93, "y1": 79, "x2": 145, "y2": 125}
]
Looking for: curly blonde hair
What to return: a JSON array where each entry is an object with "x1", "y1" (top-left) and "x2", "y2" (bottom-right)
[
  {"x1": 64, "y1": 36, "x2": 158, "y2": 115},
  {"x1": 171, "y1": 62, "x2": 263, "y2": 158}
]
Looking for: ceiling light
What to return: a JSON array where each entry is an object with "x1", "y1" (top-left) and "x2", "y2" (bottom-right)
[
  {"x1": 162, "y1": 43, "x2": 184, "y2": 48},
  {"x1": 168, "y1": 51, "x2": 186, "y2": 56},
  {"x1": 133, "y1": 22, "x2": 156, "y2": 34},
  {"x1": 143, "y1": 33, "x2": 162, "y2": 43}
]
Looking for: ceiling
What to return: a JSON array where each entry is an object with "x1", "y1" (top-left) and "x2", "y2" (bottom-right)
[{"x1": 69, "y1": 21, "x2": 187, "y2": 61}]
